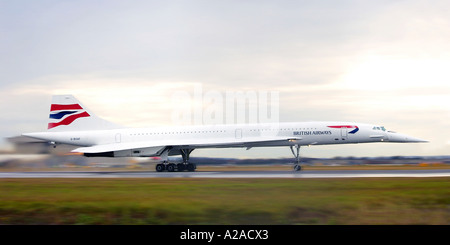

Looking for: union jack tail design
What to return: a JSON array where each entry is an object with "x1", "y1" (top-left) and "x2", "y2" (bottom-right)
[
  {"x1": 47, "y1": 95, "x2": 122, "y2": 131},
  {"x1": 48, "y1": 103, "x2": 90, "y2": 129}
]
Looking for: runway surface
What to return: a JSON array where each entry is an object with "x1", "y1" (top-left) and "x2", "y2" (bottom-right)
[{"x1": 1, "y1": 169, "x2": 450, "y2": 178}]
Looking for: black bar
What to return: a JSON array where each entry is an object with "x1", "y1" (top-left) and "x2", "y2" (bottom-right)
[{"x1": 1, "y1": 225, "x2": 446, "y2": 244}]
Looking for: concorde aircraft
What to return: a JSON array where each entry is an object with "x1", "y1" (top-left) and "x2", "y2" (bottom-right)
[{"x1": 22, "y1": 95, "x2": 428, "y2": 171}]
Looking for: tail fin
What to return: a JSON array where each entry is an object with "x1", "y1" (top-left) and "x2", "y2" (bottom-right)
[{"x1": 48, "y1": 95, "x2": 122, "y2": 131}]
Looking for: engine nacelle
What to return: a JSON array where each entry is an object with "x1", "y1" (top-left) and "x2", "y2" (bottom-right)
[
  {"x1": 83, "y1": 146, "x2": 166, "y2": 157},
  {"x1": 84, "y1": 152, "x2": 114, "y2": 157}
]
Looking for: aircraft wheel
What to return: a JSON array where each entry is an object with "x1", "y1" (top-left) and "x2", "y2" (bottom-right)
[
  {"x1": 187, "y1": 163, "x2": 195, "y2": 172},
  {"x1": 177, "y1": 163, "x2": 186, "y2": 171},
  {"x1": 156, "y1": 164, "x2": 165, "y2": 172},
  {"x1": 293, "y1": 164, "x2": 302, "y2": 171},
  {"x1": 167, "y1": 163, "x2": 176, "y2": 172}
]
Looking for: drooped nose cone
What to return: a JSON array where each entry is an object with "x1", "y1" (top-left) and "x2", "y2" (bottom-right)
[{"x1": 387, "y1": 132, "x2": 429, "y2": 143}]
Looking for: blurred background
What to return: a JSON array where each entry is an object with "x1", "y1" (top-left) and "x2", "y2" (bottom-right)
[
  {"x1": 2, "y1": 135, "x2": 449, "y2": 170},
  {"x1": 1, "y1": 0, "x2": 449, "y2": 162}
]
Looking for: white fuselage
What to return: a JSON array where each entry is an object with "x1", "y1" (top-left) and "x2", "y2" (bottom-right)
[
  {"x1": 26, "y1": 122, "x2": 398, "y2": 147},
  {"x1": 24, "y1": 121, "x2": 427, "y2": 158}
]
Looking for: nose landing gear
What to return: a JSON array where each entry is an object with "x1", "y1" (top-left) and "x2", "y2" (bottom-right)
[{"x1": 290, "y1": 144, "x2": 302, "y2": 171}]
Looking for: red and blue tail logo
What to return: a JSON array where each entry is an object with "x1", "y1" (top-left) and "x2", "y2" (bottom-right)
[
  {"x1": 48, "y1": 104, "x2": 90, "y2": 129},
  {"x1": 328, "y1": 125, "x2": 359, "y2": 134}
]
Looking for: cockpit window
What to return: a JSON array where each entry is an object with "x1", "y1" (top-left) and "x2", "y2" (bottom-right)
[{"x1": 373, "y1": 126, "x2": 387, "y2": 131}]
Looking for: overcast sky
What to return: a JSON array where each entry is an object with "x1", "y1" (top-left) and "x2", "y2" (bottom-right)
[{"x1": 1, "y1": 0, "x2": 449, "y2": 158}]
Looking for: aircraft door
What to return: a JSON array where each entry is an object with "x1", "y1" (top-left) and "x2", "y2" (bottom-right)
[
  {"x1": 115, "y1": 133, "x2": 121, "y2": 143},
  {"x1": 235, "y1": 129, "x2": 242, "y2": 139},
  {"x1": 340, "y1": 127, "x2": 348, "y2": 140}
]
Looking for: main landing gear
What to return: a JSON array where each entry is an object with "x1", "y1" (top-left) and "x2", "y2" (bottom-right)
[
  {"x1": 155, "y1": 162, "x2": 197, "y2": 172},
  {"x1": 290, "y1": 144, "x2": 302, "y2": 171},
  {"x1": 155, "y1": 149, "x2": 197, "y2": 172}
]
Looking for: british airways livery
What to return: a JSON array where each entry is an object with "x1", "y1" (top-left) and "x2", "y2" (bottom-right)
[
  {"x1": 48, "y1": 103, "x2": 90, "y2": 129},
  {"x1": 23, "y1": 95, "x2": 428, "y2": 171}
]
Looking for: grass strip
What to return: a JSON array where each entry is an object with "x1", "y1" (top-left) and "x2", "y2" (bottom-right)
[{"x1": 0, "y1": 178, "x2": 448, "y2": 224}]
